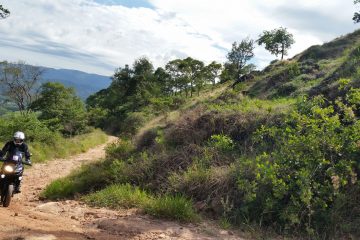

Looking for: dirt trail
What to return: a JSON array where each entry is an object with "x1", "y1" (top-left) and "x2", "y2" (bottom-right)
[{"x1": 0, "y1": 136, "x2": 246, "y2": 240}]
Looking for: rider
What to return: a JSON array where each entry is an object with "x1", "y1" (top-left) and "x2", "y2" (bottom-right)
[{"x1": 0, "y1": 131, "x2": 32, "y2": 193}]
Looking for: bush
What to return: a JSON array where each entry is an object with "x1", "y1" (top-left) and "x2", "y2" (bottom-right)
[
  {"x1": 120, "y1": 112, "x2": 147, "y2": 136},
  {"x1": 208, "y1": 134, "x2": 234, "y2": 151},
  {"x1": 235, "y1": 94, "x2": 360, "y2": 236},
  {"x1": 287, "y1": 62, "x2": 301, "y2": 79},
  {"x1": 106, "y1": 139, "x2": 135, "y2": 160},
  {"x1": 276, "y1": 83, "x2": 298, "y2": 97},
  {"x1": 0, "y1": 112, "x2": 57, "y2": 144}
]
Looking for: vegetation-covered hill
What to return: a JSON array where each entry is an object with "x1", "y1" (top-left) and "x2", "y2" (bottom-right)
[
  {"x1": 41, "y1": 67, "x2": 111, "y2": 100},
  {"x1": 44, "y1": 30, "x2": 360, "y2": 239}
]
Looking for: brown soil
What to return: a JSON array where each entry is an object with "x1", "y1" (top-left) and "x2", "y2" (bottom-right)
[{"x1": 0, "y1": 136, "x2": 247, "y2": 240}]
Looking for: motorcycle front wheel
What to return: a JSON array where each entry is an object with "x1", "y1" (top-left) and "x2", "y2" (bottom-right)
[{"x1": 2, "y1": 184, "x2": 13, "y2": 207}]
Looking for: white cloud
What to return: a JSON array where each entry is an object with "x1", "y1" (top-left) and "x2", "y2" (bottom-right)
[{"x1": 0, "y1": 0, "x2": 358, "y2": 75}]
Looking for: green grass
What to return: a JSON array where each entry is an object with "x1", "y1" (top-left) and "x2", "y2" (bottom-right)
[
  {"x1": 30, "y1": 129, "x2": 108, "y2": 162},
  {"x1": 40, "y1": 178, "x2": 76, "y2": 200},
  {"x1": 145, "y1": 194, "x2": 199, "y2": 222},
  {"x1": 44, "y1": 177, "x2": 199, "y2": 222},
  {"x1": 206, "y1": 96, "x2": 297, "y2": 113},
  {"x1": 83, "y1": 184, "x2": 198, "y2": 222},
  {"x1": 85, "y1": 184, "x2": 198, "y2": 222},
  {"x1": 41, "y1": 159, "x2": 110, "y2": 200},
  {"x1": 84, "y1": 184, "x2": 150, "y2": 209}
]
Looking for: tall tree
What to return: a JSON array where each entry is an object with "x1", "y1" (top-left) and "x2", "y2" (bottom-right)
[
  {"x1": 165, "y1": 59, "x2": 187, "y2": 96},
  {"x1": 226, "y1": 38, "x2": 255, "y2": 81},
  {"x1": 30, "y1": 82, "x2": 87, "y2": 136},
  {"x1": 204, "y1": 61, "x2": 222, "y2": 87},
  {"x1": 354, "y1": 0, "x2": 360, "y2": 23},
  {"x1": 0, "y1": 61, "x2": 43, "y2": 115},
  {"x1": 257, "y1": 27, "x2": 295, "y2": 60},
  {"x1": 0, "y1": 4, "x2": 10, "y2": 19},
  {"x1": 154, "y1": 67, "x2": 172, "y2": 96},
  {"x1": 182, "y1": 57, "x2": 204, "y2": 97}
]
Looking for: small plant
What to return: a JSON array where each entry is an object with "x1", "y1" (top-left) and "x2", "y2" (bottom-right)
[
  {"x1": 287, "y1": 62, "x2": 301, "y2": 78},
  {"x1": 106, "y1": 139, "x2": 135, "y2": 160},
  {"x1": 219, "y1": 217, "x2": 232, "y2": 229},
  {"x1": 209, "y1": 134, "x2": 234, "y2": 151}
]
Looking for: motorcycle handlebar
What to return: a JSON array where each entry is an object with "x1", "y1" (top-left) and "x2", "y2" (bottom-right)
[{"x1": 0, "y1": 158, "x2": 32, "y2": 166}]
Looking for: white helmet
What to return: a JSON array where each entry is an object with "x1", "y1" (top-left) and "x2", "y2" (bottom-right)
[{"x1": 13, "y1": 131, "x2": 25, "y2": 145}]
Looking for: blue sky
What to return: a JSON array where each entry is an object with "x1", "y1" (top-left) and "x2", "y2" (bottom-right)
[{"x1": 0, "y1": 0, "x2": 358, "y2": 76}]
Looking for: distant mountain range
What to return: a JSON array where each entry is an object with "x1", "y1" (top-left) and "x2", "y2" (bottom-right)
[{"x1": 41, "y1": 67, "x2": 112, "y2": 100}]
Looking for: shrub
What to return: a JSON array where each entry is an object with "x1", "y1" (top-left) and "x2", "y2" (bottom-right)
[
  {"x1": 287, "y1": 62, "x2": 301, "y2": 79},
  {"x1": 120, "y1": 112, "x2": 147, "y2": 136},
  {"x1": 0, "y1": 112, "x2": 57, "y2": 144},
  {"x1": 208, "y1": 134, "x2": 234, "y2": 151},
  {"x1": 235, "y1": 94, "x2": 360, "y2": 236},
  {"x1": 106, "y1": 139, "x2": 135, "y2": 160},
  {"x1": 276, "y1": 83, "x2": 298, "y2": 97}
]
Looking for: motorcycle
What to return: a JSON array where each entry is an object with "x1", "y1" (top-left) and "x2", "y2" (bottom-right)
[{"x1": 0, "y1": 151, "x2": 31, "y2": 207}]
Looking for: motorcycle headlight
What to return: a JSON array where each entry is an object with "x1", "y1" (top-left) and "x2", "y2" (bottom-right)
[{"x1": 4, "y1": 165, "x2": 14, "y2": 173}]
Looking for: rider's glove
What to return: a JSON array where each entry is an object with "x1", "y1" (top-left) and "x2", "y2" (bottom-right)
[{"x1": 25, "y1": 159, "x2": 32, "y2": 166}]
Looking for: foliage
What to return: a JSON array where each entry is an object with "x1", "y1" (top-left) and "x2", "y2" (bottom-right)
[
  {"x1": 258, "y1": 27, "x2": 295, "y2": 60},
  {"x1": 0, "y1": 61, "x2": 43, "y2": 115},
  {"x1": 354, "y1": 0, "x2": 360, "y2": 23},
  {"x1": 106, "y1": 139, "x2": 135, "y2": 160},
  {"x1": 0, "y1": 4, "x2": 10, "y2": 19},
  {"x1": 30, "y1": 129, "x2": 107, "y2": 163},
  {"x1": 86, "y1": 57, "x2": 212, "y2": 134},
  {"x1": 226, "y1": 38, "x2": 255, "y2": 80},
  {"x1": 0, "y1": 112, "x2": 55, "y2": 144},
  {"x1": 30, "y1": 82, "x2": 87, "y2": 136},
  {"x1": 236, "y1": 93, "x2": 359, "y2": 236},
  {"x1": 208, "y1": 134, "x2": 234, "y2": 151},
  {"x1": 204, "y1": 61, "x2": 222, "y2": 86}
]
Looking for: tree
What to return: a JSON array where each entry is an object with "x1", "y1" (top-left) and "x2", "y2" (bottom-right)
[
  {"x1": 154, "y1": 67, "x2": 172, "y2": 96},
  {"x1": 30, "y1": 82, "x2": 87, "y2": 136},
  {"x1": 182, "y1": 57, "x2": 204, "y2": 97},
  {"x1": 257, "y1": 27, "x2": 295, "y2": 60},
  {"x1": 204, "y1": 61, "x2": 222, "y2": 87},
  {"x1": 0, "y1": 4, "x2": 10, "y2": 19},
  {"x1": 165, "y1": 59, "x2": 187, "y2": 96},
  {"x1": 226, "y1": 38, "x2": 255, "y2": 81},
  {"x1": 0, "y1": 61, "x2": 43, "y2": 115},
  {"x1": 354, "y1": 0, "x2": 360, "y2": 23}
]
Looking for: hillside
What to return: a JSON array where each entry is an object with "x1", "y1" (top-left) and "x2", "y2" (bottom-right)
[
  {"x1": 43, "y1": 30, "x2": 360, "y2": 239},
  {"x1": 247, "y1": 29, "x2": 360, "y2": 99},
  {"x1": 41, "y1": 67, "x2": 111, "y2": 100}
]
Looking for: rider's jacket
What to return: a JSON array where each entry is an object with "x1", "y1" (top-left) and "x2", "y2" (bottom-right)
[{"x1": 0, "y1": 141, "x2": 31, "y2": 161}]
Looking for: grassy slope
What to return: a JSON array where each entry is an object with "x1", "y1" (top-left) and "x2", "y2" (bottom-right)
[
  {"x1": 42, "y1": 30, "x2": 360, "y2": 238},
  {"x1": 30, "y1": 129, "x2": 108, "y2": 162}
]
